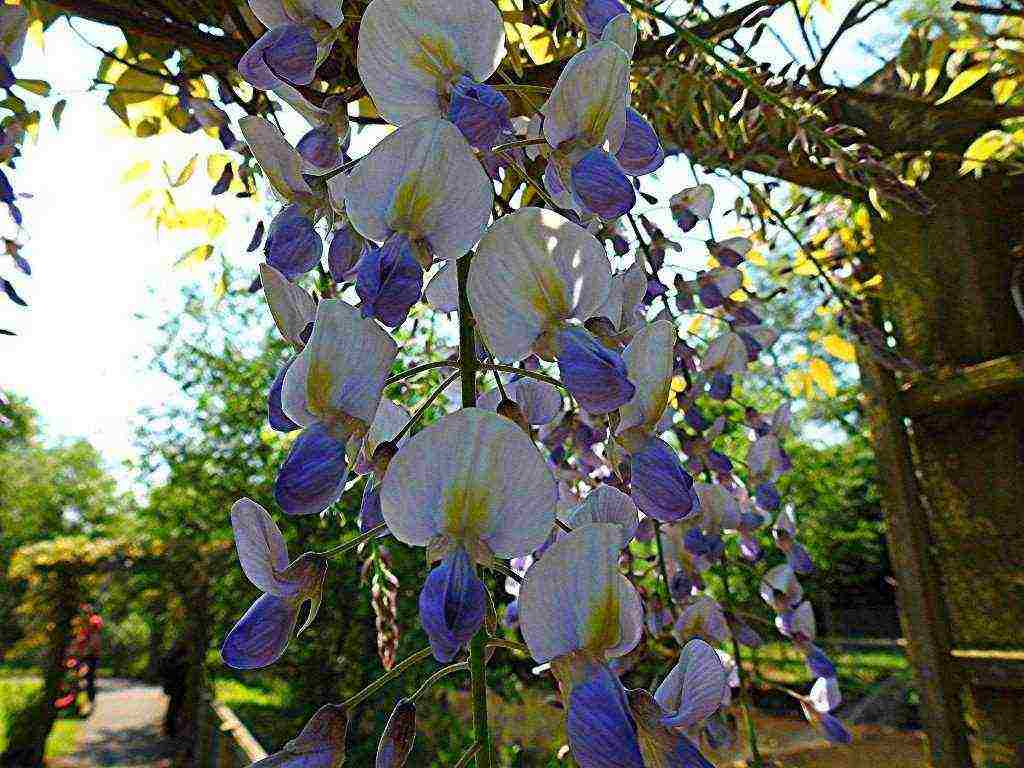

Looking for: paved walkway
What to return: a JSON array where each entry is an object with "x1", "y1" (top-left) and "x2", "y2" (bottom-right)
[{"x1": 56, "y1": 679, "x2": 179, "y2": 767}]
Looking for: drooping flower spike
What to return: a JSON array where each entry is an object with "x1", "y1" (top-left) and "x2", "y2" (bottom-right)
[
  {"x1": 277, "y1": 299, "x2": 398, "y2": 515},
  {"x1": 381, "y1": 408, "x2": 557, "y2": 660},
  {"x1": 541, "y1": 42, "x2": 635, "y2": 220},
  {"x1": 240, "y1": 116, "x2": 316, "y2": 207},
  {"x1": 250, "y1": 703, "x2": 349, "y2": 767},
  {"x1": 239, "y1": 0, "x2": 346, "y2": 91},
  {"x1": 357, "y1": 0, "x2": 511, "y2": 149},
  {"x1": 222, "y1": 499, "x2": 327, "y2": 670},
  {"x1": 519, "y1": 523, "x2": 645, "y2": 767},
  {"x1": 345, "y1": 117, "x2": 493, "y2": 326},
  {"x1": 468, "y1": 207, "x2": 636, "y2": 413}
]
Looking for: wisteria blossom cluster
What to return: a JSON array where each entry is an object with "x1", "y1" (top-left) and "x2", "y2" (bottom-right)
[{"x1": 220, "y1": 0, "x2": 851, "y2": 764}]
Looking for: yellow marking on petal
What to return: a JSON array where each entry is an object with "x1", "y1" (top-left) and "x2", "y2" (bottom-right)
[
  {"x1": 409, "y1": 34, "x2": 461, "y2": 87},
  {"x1": 580, "y1": 102, "x2": 613, "y2": 147},
  {"x1": 442, "y1": 479, "x2": 491, "y2": 544},
  {"x1": 307, "y1": 359, "x2": 333, "y2": 419},
  {"x1": 390, "y1": 177, "x2": 433, "y2": 235},
  {"x1": 584, "y1": 581, "x2": 621, "y2": 653}
]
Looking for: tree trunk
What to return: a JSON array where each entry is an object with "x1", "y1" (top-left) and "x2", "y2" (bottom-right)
[{"x1": 861, "y1": 160, "x2": 1024, "y2": 767}]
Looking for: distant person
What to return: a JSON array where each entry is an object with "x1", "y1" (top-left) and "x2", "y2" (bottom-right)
[{"x1": 75, "y1": 604, "x2": 103, "y2": 708}]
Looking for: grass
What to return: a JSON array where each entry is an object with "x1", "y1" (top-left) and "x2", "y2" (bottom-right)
[
  {"x1": 0, "y1": 675, "x2": 82, "y2": 759},
  {"x1": 213, "y1": 676, "x2": 299, "y2": 751},
  {"x1": 747, "y1": 641, "x2": 910, "y2": 697}
]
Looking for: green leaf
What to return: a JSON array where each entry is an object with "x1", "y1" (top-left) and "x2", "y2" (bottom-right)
[
  {"x1": 51, "y1": 99, "x2": 67, "y2": 129},
  {"x1": 14, "y1": 79, "x2": 50, "y2": 96},
  {"x1": 935, "y1": 63, "x2": 988, "y2": 105}
]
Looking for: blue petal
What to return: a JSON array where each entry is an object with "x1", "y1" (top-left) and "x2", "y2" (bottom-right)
[
  {"x1": 328, "y1": 224, "x2": 362, "y2": 282},
  {"x1": 662, "y1": 732, "x2": 716, "y2": 768},
  {"x1": 705, "y1": 449, "x2": 733, "y2": 474},
  {"x1": 356, "y1": 233, "x2": 424, "y2": 328},
  {"x1": 566, "y1": 661, "x2": 645, "y2": 768},
  {"x1": 708, "y1": 372, "x2": 733, "y2": 401},
  {"x1": 221, "y1": 593, "x2": 299, "y2": 670},
  {"x1": 670, "y1": 570, "x2": 694, "y2": 601},
  {"x1": 615, "y1": 109, "x2": 664, "y2": 176},
  {"x1": 263, "y1": 24, "x2": 318, "y2": 86},
  {"x1": 297, "y1": 125, "x2": 343, "y2": 171},
  {"x1": 269, "y1": 358, "x2": 302, "y2": 433},
  {"x1": 754, "y1": 482, "x2": 780, "y2": 511},
  {"x1": 358, "y1": 481, "x2": 387, "y2": 536},
  {"x1": 820, "y1": 713, "x2": 853, "y2": 744},
  {"x1": 805, "y1": 645, "x2": 837, "y2": 678},
  {"x1": 266, "y1": 205, "x2": 323, "y2": 279},
  {"x1": 275, "y1": 423, "x2": 348, "y2": 515},
  {"x1": 580, "y1": 0, "x2": 627, "y2": 37},
  {"x1": 555, "y1": 327, "x2": 635, "y2": 414},
  {"x1": 0, "y1": 54, "x2": 15, "y2": 89},
  {"x1": 447, "y1": 76, "x2": 512, "y2": 151},
  {"x1": 788, "y1": 543, "x2": 815, "y2": 575},
  {"x1": 418, "y1": 548, "x2": 487, "y2": 663},
  {"x1": 570, "y1": 149, "x2": 636, "y2": 220},
  {"x1": 630, "y1": 438, "x2": 696, "y2": 522}
]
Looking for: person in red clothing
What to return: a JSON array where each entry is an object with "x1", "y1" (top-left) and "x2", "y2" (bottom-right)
[{"x1": 75, "y1": 604, "x2": 103, "y2": 707}]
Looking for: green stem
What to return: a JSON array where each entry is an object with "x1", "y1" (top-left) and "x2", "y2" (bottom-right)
[
  {"x1": 485, "y1": 637, "x2": 531, "y2": 655},
  {"x1": 391, "y1": 369, "x2": 461, "y2": 444},
  {"x1": 482, "y1": 363, "x2": 567, "y2": 392},
  {"x1": 384, "y1": 359, "x2": 455, "y2": 388},
  {"x1": 719, "y1": 567, "x2": 764, "y2": 767},
  {"x1": 652, "y1": 521, "x2": 679, "y2": 619},
  {"x1": 492, "y1": 136, "x2": 549, "y2": 153},
  {"x1": 452, "y1": 743, "x2": 482, "y2": 768},
  {"x1": 457, "y1": 252, "x2": 493, "y2": 768},
  {"x1": 340, "y1": 646, "x2": 434, "y2": 709},
  {"x1": 317, "y1": 522, "x2": 389, "y2": 558},
  {"x1": 411, "y1": 662, "x2": 470, "y2": 702}
]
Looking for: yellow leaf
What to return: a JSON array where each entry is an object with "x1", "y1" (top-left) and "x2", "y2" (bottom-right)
[
  {"x1": 121, "y1": 160, "x2": 151, "y2": 183},
  {"x1": 808, "y1": 357, "x2": 837, "y2": 397},
  {"x1": 213, "y1": 272, "x2": 229, "y2": 303},
  {"x1": 513, "y1": 23, "x2": 556, "y2": 65},
  {"x1": 168, "y1": 154, "x2": 198, "y2": 188},
  {"x1": 356, "y1": 97, "x2": 379, "y2": 119},
  {"x1": 746, "y1": 249, "x2": 766, "y2": 266},
  {"x1": 130, "y1": 189, "x2": 154, "y2": 209},
  {"x1": 960, "y1": 130, "x2": 1008, "y2": 175},
  {"x1": 502, "y1": 22, "x2": 525, "y2": 77},
  {"x1": 822, "y1": 334, "x2": 856, "y2": 362},
  {"x1": 687, "y1": 314, "x2": 705, "y2": 334},
  {"x1": 206, "y1": 209, "x2": 228, "y2": 239},
  {"x1": 27, "y1": 18, "x2": 43, "y2": 51},
  {"x1": 935, "y1": 63, "x2": 988, "y2": 105},
  {"x1": 176, "y1": 244, "x2": 214, "y2": 269},
  {"x1": 819, "y1": 0, "x2": 831, "y2": 12},
  {"x1": 923, "y1": 34, "x2": 949, "y2": 95},
  {"x1": 207, "y1": 153, "x2": 230, "y2": 182},
  {"x1": 797, "y1": 0, "x2": 811, "y2": 15},
  {"x1": 993, "y1": 77, "x2": 1017, "y2": 104},
  {"x1": 792, "y1": 256, "x2": 818, "y2": 276}
]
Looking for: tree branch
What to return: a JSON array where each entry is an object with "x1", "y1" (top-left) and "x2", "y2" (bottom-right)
[{"x1": 951, "y1": 1, "x2": 1024, "y2": 16}]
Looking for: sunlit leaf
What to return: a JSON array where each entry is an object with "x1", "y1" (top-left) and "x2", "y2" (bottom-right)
[
  {"x1": 121, "y1": 160, "x2": 151, "y2": 183},
  {"x1": 131, "y1": 189, "x2": 154, "y2": 209},
  {"x1": 176, "y1": 244, "x2": 214, "y2": 269},
  {"x1": 105, "y1": 92, "x2": 130, "y2": 128},
  {"x1": 992, "y1": 77, "x2": 1017, "y2": 104},
  {"x1": 808, "y1": 357, "x2": 837, "y2": 397},
  {"x1": 15, "y1": 79, "x2": 50, "y2": 96},
  {"x1": 922, "y1": 34, "x2": 949, "y2": 96},
  {"x1": 166, "y1": 154, "x2": 198, "y2": 187},
  {"x1": 960, "y1": 130, "x2": 1008, "y2": 175},
  {"x1": 935, "y1": 63, "x2": 988, "y2": 105},
  {"x1": 51, "y1": 99, "x2": 66, "y2": 128},
  {"x1": 821, "y1": 334, "x2": 855, "y2": 362}
]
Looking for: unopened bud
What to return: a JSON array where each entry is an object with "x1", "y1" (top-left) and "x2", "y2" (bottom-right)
[
  {"x1": 497, "y1": 398, "x2": 530, "y2": 434},
  {"x1": 376, "y1": 699, "x2": 417, "y2": 768},
  {"x1": 372, "y1": 440, "x2": 399, "y2": 476}
]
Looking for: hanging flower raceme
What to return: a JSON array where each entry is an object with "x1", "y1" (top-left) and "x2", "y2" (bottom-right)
[
  {"x1": 540, "y1": 42, "x2": 662, "y2": 221},
  {"x1": 613, "y1": 320, "x2": 698, "y2": 522},
  {"x1": 222, "y1": 499, "x2": 328, "y2": 670},
  {"x1": 345, "y1": 117, "x2": 493, "y2": 327},
  {"x1": 276, "y1": 299, "x2": 398, "y2": 515},
  {"x1": 250, "y1": 703, "x2": 349, "y2": 767},
  {"x1": 357, "y1": 0, "x2": 511, "y2": 150},
  {"x1": 468, "y1": 207, "x2": 636, "y2": 413},
  {"x1": 772, "y1": 506, "x2": 814, "y2": 574},
  {"x1": 380, "y1": 408, "x2": 557, "y2": 661},
  {"x1": 238, "y1": 0, "x2": 345, "y2": 91}
]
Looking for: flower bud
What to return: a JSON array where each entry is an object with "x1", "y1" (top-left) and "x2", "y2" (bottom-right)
[
  {"x1": 356, "y1": 233, "x2": 424, "y2": 328},
  {"x1": 447, "y1": 76, "x2": 512, "y2": 151},
  {"x1": 265, "y1": 205, "x2": 323, "y2": 279},
  {"x1": 497, "y1": 398, "x2": 530, "y2": 434},
  {"x1": 376, "y1": 699, "x2": 417, "y2": 768}
]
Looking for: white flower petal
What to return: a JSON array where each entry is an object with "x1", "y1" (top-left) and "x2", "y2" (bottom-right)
[
  {"x1": 511, "y1": 377, "x2": 564, "y2": 425},
  {"x1": 260, "y1": 264, "x2": 316, "y2": 347},
  {"x1": 702, "y1": 331, "x2": 747, "y2": 375},
  {"x1": 247, "y1": 0, "x2": 292, "y2": 28},
  {"x1": 379, "y1": 408, "x2": 557, "y2": 557},
  {"x1": 670, "y1": 184, "x2": 714, "y2": 220},
  {"x1": 345, "y1": 117, "x2": 493, "y2": 260},
  {"x1": 231, "y1": 498, "x2": 290, "y2": 594},
  {"x1": 282, "y1": 299, "x2": 398, "y2": 429},
  {"x1": 358, "y1": 0, "x2": 504, "y2": 125},
  {"x1": 468, "y1": 207, "x2": 611, "y2": 361},
  {"x1": 519, "y1": 523, "x2": 642, "y2": 663},
  {"x1": 240, "y1": 116, "x2": 314, "y2": 203},
  {"x1": 655, "y1": 638, "x2": 728, "y2": 728},
  {"x1": 616, "y1": 320, "x2": 675, "y2": 436},
  {"x1": 424, "y1": 261, "x2": 460, "y2": 313},
  {"x1": 347, "y1": 397, "x2": 410, "y2": 466},
  {"x1": 809, "y1": 676, "x2": 841, "y2": 713},
  {"x1": 0, "y1": 4, "x2": 28, "y2": 66},
  {"x1": 596, "y1": 260, "x2": 646, "y2": 330},
  {"x1": 564, "y1": 485, "x2": 639, "y2": 549},
  {"x1": 542, "y1": 42, "x2": 630, "y2": 152},
  {"x1": 600, "y1": 13, "x2": 636, "y2": 58}
]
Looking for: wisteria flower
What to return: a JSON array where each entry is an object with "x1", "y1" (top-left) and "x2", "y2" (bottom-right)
[
  {"x1": 345, "y1": 117, "x2": 493, "y2": 326},
  {"x1": 277, "y1": 299, "x2": 398, "y2": 514},
  {"x1": 709, "y1": 236, "x2": 752, "y2": 267},
  {"x1": 468, "y1": 207, "x2": 636, "y2": 413},
  {"x1": 773, "y1": 506, "x2": 815, "y2": 574},
  {"x1": 250, "y1": 703, "x2": 349, "y2": 767},
  {"x1": 265, "y1": 204, "x2": 323, "y2": 279},
  {"x1": 240, "y1": 116, "x2": 316, "y2": 207},
  {"x1": 670, "y1": 184, "x2": 714, "y2": 232},
  {"x1": 760, "y1": 563, "x2": 803, "y2": 612},
  {"x1": 239, "y1": 0, "x2": 345, "y2": 91},
  {"x1": 478, "y1": 376, "x2": 564, "y2": 427},
  {"x1": 800, "y1": 677, "x2": 852, "y2": 744},
  {"x1": 357, "y1": 0, "x2": 511, "y2": 149},
  {"x1": 562, "y1": 484, "x2": 639, "y2": 548},
  {"x1": 380, "y1": 408, "x2": 556, "y2": 660},
  {"x1": 222, "y1": 499, "x2": 328, "y2": 669},
  {"x1": 276, "y1": 85, "x2": 352, "y2": 175}
]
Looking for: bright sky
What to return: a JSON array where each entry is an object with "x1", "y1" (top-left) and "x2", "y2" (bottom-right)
[{"x1": 0, "y1": 5, "x2": 896, "y2": 484}]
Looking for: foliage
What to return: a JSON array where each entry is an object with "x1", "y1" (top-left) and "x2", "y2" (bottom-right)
[{"x1": 0, "y1": 674, "x2": 80, "y2": 759}]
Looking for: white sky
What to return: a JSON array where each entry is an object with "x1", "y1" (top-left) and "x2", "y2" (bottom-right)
[{"x1": 0, "y1": 5, "x2": 896, "y2": 484}]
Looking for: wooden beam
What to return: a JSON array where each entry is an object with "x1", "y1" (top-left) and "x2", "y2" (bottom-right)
[{"x1": 899, "y1": 352, "x2": 1024, "y2": 418}]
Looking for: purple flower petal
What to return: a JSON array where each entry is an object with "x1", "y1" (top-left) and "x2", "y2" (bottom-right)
[
  {"x1": 266, "y1": 204, "x2": 323, "y2": 279},
  {"x1": 274, "y1": 423, "x2": 348, "y2": 515},
  {"x1": 820, "y1": 712, "x2": 853, "y2": 744},
  {"x1": 221, "y1": 593, "x2": 299, "y2": 670},
  {"x1": 754, "y1": 482, "x2": 780, "y2": 511},
  {"x1": 555, "y1": 326, "x2": 635, "y2": 414},
  {"x1": 359, "y1": 480, "x2": 387, "y2": 536},
  {"x1": 328, "y1": 224, "x2": 362, "y2": 282},
  {"x1": 629, "y1": 437, "x2": 696, "y2": 522},
  {"x1": 263, "y1": 24, "x2": 318, "y2": 86},
  {"x1": 708, "y1": 372, "x2": 733, "y2": 401},
  {"x1": 418, "y1": 548, "x2": 487, "y2": 663},
  {"x1": 356, "y1": 233, "x2": 424, "y2": 328},
  {"x1": 269, "y1": 358, "x2": 302, "y2": 433},
  {"x1": 447, "y1": 76, "x2": 512, "y2": 151},
  {"x1": 615, "y1": 108, "x2": 664, "y2": 176},
  {"x1": 376, "y1": 699, "x2": 417, "y2": 768},
  {"x1": 580, "y1": 0, "x2": 627, "y2": 37},
  {"x1": 566, "y1": 660, "x2": 645, "y2": 768},
  {"x1": 805, "y1": 645, "x2": 837, "y2": 679},
  {"x1": 297, "y1": 125, "x2": 344, "y2": 171},
  {"x1": 570, "y1": 148, "x2": 636, "y2": 220}
]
